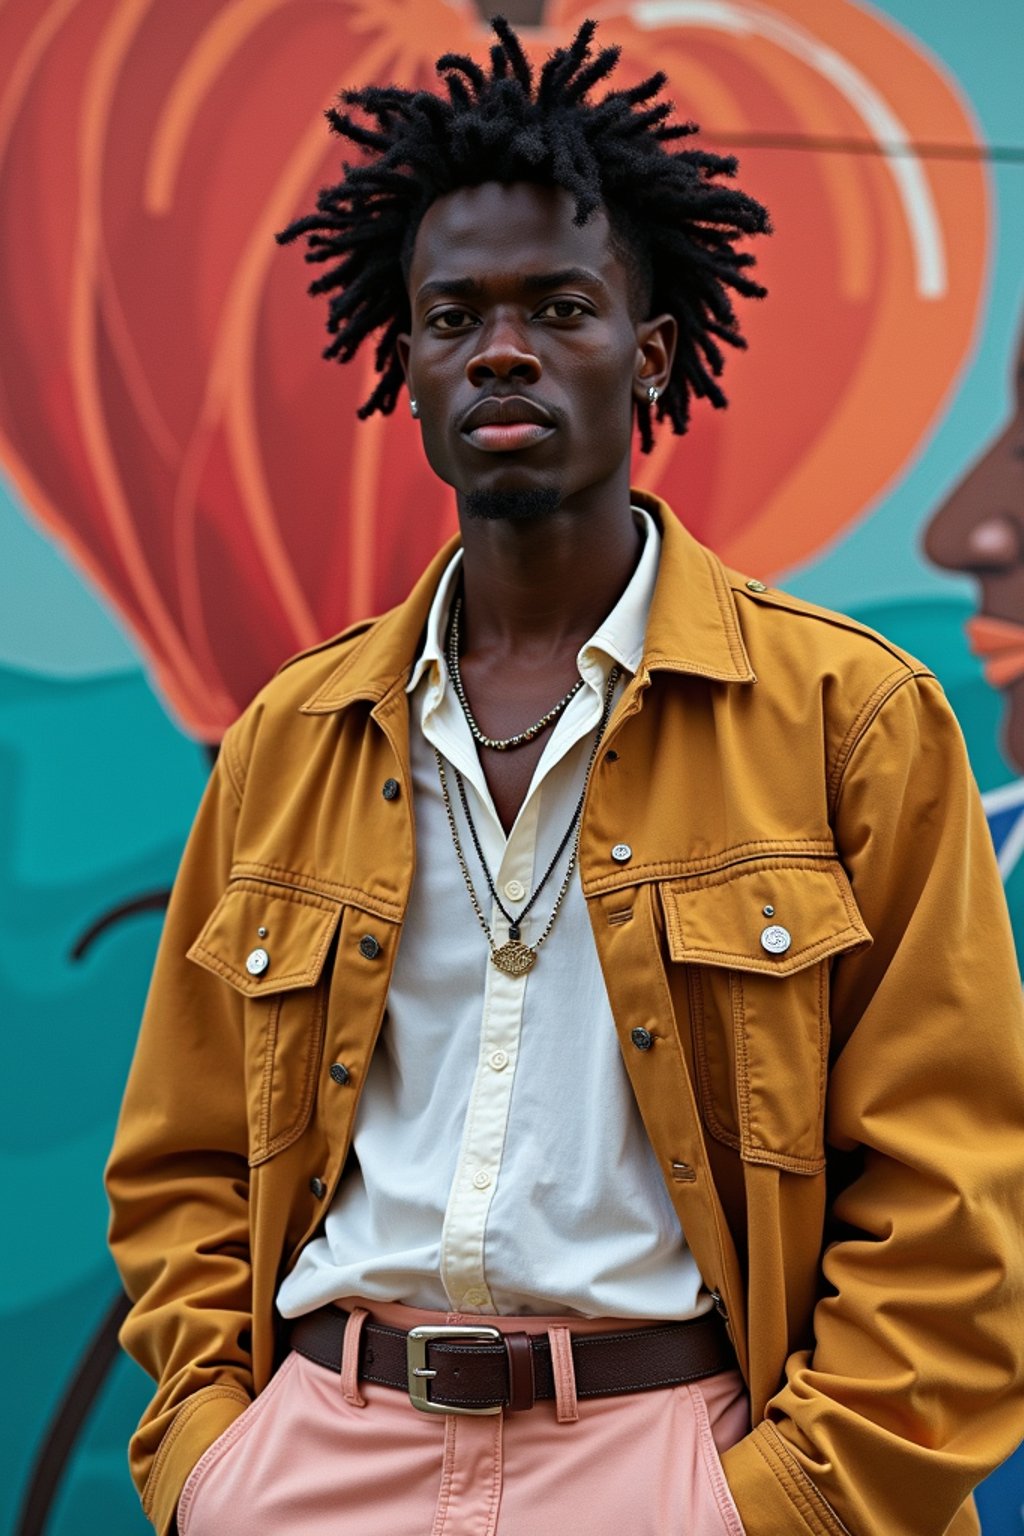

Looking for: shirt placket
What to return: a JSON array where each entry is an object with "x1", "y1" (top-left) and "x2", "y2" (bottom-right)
[{"x1": 439, "y1": 787, "x2": 540, "y2": 1312}]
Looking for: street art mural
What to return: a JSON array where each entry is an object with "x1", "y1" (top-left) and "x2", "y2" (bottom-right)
[{"x1": 0, "y1": 1, "x2": 1020, "y2": 1530}]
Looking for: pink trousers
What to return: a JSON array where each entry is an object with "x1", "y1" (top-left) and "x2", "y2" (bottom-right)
[{"x1": 177, "y1": 1298, "x2": 749, "y2": 1536}]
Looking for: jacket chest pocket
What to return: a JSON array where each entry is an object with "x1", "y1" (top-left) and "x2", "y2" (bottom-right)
[
  {"x1": 188, "y1": 878, "x2": 342, "y2": 1165},
  {"x1": 660, "y1": 860, "x2": 870, "y2": 1172}
]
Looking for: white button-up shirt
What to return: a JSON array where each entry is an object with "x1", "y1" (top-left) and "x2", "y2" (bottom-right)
[{"x1": 278, "y1": 509, "x2": 710, "y2": 1320}]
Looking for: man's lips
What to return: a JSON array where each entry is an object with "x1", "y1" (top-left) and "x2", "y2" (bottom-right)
[
  {"x1": 459, "y1": 395, "x2": 557, "y2": 452},
  {"x1": 966, "y1": 615, "x2": 1024, "y2": 687}
]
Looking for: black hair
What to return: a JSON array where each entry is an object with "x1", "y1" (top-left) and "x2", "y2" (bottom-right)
[{"x1": 276, "y1": 16, "x2": 771, "y2": 451}]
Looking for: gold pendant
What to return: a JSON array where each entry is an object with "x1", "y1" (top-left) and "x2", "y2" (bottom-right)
[{"x1": 491, "y1": 940, "x2": 537, "y2": 976}]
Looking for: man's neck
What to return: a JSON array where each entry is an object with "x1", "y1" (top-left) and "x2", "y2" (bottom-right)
[{"x1": 456, "y1": 492, "x2": 643, "y2": 664}]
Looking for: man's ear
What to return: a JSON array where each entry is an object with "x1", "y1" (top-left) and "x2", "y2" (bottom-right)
[{"x1": 632, "y1": 313, "x2": 677, "y2": 404}]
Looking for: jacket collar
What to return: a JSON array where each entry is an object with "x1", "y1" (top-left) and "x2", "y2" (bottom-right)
[{"x1": 299, "y1": 489, "x2": 754, "y2": 716}]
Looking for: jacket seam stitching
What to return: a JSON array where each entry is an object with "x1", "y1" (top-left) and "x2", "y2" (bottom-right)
[
  {"x1": 188, "y1": 940, "x2": 329, "y2": 996},
  {"x1": 706, "y1": 546, "x2": 750, "y2": 676},
  {"x1": 828, "y1": 668, "x2": 931, "y2": 811},
  {"x1": 254, "y1": 982, "x2": 328, "y2": 1163},
  {"x1": 585, "y1": 842, "x2": 837, "y2": 894},
  {"x1": 757, "y1": 1423, "x2": 853, "y2": 1536},
  {"x1": 220, "y1": 727, "x2": 246, "y2": 804},
  {"x1": 141, "y1": 1385, "x2": 250, "y2": 1517},
  {"x1": 689, "y1": 967, "x2": 742, "y2": 1151},
  {"x1": 228, "y1": 861, "x2": 404, "y2": 919},
  {"x1": 223, "y1": 876, "x2": 342, "y2": 913}
]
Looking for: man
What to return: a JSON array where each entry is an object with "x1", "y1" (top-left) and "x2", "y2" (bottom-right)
[{"x1": 106, "y1": 18, "x2": 1024, "y2": 1536}]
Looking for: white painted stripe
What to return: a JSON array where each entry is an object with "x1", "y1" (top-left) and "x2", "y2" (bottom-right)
[{"x1": 627, "y1": 0, "x2": 947, "y2": 297}]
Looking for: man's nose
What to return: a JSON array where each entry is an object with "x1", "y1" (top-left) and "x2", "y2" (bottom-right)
[
  {"x1": 466, "y1": 314, "x2": 541, "y2": 387},
  {"x1": 923, "y1": 424, "x2": 1021, "y2": 573}
]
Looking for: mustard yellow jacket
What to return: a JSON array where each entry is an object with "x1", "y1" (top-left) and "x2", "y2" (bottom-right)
[{"x1": 106, "y1": 492, "x2": 1024, "y2": 1536}]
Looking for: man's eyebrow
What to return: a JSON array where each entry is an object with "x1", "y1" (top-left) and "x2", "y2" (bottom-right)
[{"x1": 416, "y1": 268, "x2": 607, "y2": 304}]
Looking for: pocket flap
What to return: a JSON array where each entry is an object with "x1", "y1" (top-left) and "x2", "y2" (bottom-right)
[
  {"x1": 188, "y1": 879, "x2": 342, "y2": 996},
  {"x1": 660, "y1": 859, "x2": 870, "y2": 976}
]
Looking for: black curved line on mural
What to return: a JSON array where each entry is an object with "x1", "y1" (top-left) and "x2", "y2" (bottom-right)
[
  {"x1": 15, "y1": 1289, "x2": 132, "y2": 1536},
  {"x1": 37, "y1": 745, "x2": 222, "y2": 1525},
  {"x1": 69, "y1": 745, "x2": 218, "y2": 961},
  {"x1": 71, "y1": 890, "x2": 172, "y2": 960}
]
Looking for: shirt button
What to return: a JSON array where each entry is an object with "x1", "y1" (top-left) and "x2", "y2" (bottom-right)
[
  {"x1": 359, "y1": 934, "x2": 381, "y2": 959},
  {"x1": 503, "y1": 879, "x2": 526, "y2": 902},
  {"x1": 611, "y1": 843, "x2": 632, "y2": 863},
  {"x1": 309, "y1": 1177, "x2": 326, "y2": 1199},
  {"x1": 329, "y1": 1062, "x2": 350, "y2": 1085},
  {"x1": 631, "y1": 1027, "x2": 654, "y2": 1051},
  {"x1": 472, "y1": 1170, "x2": 492, "y2": 1190},
  {"x1": 245, "y1": 947, "x2": 270, "y2": 976},
  {"x1": 489, "y1": 1049, "x2": 509, "y2": 1071},
  {"x1": 463, "y1": 1287, "x2": 489, "y2": 1307},
  {"x1": 382, "y1": 778, "x2": 400, "y2": 800}
]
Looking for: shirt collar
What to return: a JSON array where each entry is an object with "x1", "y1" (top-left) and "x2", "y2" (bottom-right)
[
  {"x1": 297, "y1": 492, "x2": 755, "y2": 717},
  {"x1": 405, "y1": 506, "x2": 661, "y2": 702}
]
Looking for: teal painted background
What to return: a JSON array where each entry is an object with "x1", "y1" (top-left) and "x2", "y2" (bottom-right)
[{"x1": 1, "y1": 0, "x2": 1022, "y2": 1530}]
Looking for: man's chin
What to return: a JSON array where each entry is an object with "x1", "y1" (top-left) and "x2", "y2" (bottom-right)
[{"x1": 463, "y1": 487, "x2": 562, "y2": 523}]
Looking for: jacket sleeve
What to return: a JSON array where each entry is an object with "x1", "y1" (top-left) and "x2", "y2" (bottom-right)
[
  {"x1": 105, "y1": 721, "x2": 254, "y2": 1536},
  {"x1": 722, "y1": 671, "x2": 1024, "y2": 1536}
]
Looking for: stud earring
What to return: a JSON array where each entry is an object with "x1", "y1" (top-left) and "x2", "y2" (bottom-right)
[
  {"x1": 410, "y1": 397, "x2": 420, "y2": 419},
  {"x1": 646, "y1": 383, "x2": 660, "y2": 404}
]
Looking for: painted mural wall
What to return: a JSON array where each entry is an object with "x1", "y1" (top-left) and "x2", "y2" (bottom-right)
[{"x1": 0, "y1": 1, "x2": 1020, "y2": 1529}]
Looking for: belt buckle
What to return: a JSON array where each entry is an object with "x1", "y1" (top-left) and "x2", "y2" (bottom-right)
[{"x1": 406, "y1": 1324, "x2": 504, "y2": 1415}]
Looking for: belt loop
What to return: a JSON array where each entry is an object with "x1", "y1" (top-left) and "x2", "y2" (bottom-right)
[
  {"x1": 547, "y1": 1326, "x2": 579, "y2": 1423},
  {"x1": 503, "y1": 1331, "x2": 536, "y2": 1412},
  {"x1": 341, "y1": 1306, "x2": 370, "y2": 1408}
]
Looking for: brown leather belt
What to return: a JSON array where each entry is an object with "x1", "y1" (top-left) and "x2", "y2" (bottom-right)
[{"x1": 288, "y1": 1304, "x2": 735, "y2": 1416}]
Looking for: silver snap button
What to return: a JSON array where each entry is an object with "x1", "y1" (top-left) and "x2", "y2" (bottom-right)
[
  {"x1": 746, "y1": 579, "x2": 767, "y2": 593},
  {"x1": 762, "y1": 905, "x2": 774, "y2": 918},
  {"x1": 359, "y1": 934, "x2": 381, "y2": 959},
  {"x1": 257, "y1": 925, "x2": 268, "y2": 938},
  {"x1": 329, "y1": 1062, "x2": 350, "y2": 1086},
  {"x1": 631, "y1": 1026, "x2": 653, "y2": 1051},
  {"x1": 760, "y1": 924, "x2": 792, "y2": 955},
  {"x1": 611, "y1": 843, "x2": 632, "y2": 863},
  {"x1": 246, "y1": 947, "x2": 270, "y2": 976}
]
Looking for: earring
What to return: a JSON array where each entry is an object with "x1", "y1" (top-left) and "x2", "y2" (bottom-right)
[
  {"x1": 410, "y1": 397, "x2": 420, "y2": 418},
  {"x1": 646, "y1": 383, "x2": 660, "y2": 404}
]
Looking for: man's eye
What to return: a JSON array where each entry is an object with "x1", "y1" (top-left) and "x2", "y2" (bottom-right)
[
  {"x1": 428, "y1": 309, "x2": 477, "y2": 331},
  {"x1": 537, "y1": 299, "x2": 587, "y2": 320}
]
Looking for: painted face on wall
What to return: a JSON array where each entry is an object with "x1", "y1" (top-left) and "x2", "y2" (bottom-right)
[{"x1": 923, "y1": 318, "x2": 1024, "y2": 771}]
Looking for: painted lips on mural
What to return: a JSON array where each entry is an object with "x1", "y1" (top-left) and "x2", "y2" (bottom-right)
[{"x1": 925, "y1": 318, "x2": 1024, "y2": 769}]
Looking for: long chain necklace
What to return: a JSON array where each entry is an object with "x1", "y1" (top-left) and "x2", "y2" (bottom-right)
[
  {"x1": 433, "y1": 664, "x2": 620, "y2": 976},
  {"x1": 447, "y1": 597, "x2": 585, "y2": 751}
]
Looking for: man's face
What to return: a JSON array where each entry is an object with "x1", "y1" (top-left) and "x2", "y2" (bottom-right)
[
  {"x1": 397, "y1": 181, "x2": 672, "y2": 515},
  {"x1": 923, "y1": 320, "x2": 1024, "y2": 768}
]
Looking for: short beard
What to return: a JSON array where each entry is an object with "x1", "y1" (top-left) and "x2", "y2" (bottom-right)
[{"x1": 463, "y1": 487, "x2": 561, "y2": 523}]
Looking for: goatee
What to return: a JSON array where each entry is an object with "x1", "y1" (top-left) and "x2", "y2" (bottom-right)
[{"x1": 463, "y1": 487, "x2": 561, "y2": 523}]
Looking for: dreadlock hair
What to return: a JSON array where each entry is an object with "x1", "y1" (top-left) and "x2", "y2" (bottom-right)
[{"x1": 276, "y1": 16, "x2": 771, "y2": 451}]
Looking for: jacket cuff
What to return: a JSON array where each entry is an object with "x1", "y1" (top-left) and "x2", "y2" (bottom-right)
[
  {"x1": 721, "y1": 1423, "x2": 849, "y2": 1536},
  {"x1": 141, "y1": 1386, "x2": 251, "y2": 1536}
]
